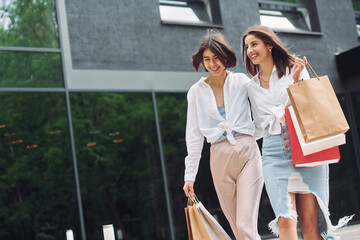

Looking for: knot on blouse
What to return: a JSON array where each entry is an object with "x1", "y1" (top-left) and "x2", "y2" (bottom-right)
[
  {"x1": 218, "y1": 121, "x2": 236, "y2": 145},
  {"x1": 262, "y1": 104, "x2": 286, "y2": 135}
]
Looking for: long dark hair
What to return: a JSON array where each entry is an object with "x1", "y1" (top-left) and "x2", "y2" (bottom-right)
[
  {"x1": 192, "y1": 29, "x2": 236, "y2": 72},
  {"x1": 241, "y1": 25, "x2": 295, "y2": 78}
]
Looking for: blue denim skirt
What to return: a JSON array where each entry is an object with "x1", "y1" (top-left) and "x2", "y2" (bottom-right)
[{"x1": 261, "y1": 124, "x2": 350, "y2": 238}]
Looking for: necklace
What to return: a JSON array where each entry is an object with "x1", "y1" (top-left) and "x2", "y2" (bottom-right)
[{"x1": 259, "y1": 72, "x2": 270, "y2": 83}]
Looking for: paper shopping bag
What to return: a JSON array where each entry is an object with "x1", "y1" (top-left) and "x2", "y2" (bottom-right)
[
  {"x1": 185, "y1": 197, "x2": 211, "y2": 240},
  {"x1": 285, "y1": 107, "x2": 340, "y2": 167},
  {"x1": 185, "y1": 198, "x2": 193, "y2": 240},
  {"x1": 288, "y1": 106, "x2": 345, "y2": 155},
  {"x1": 287, "y1": 63, "x2": 349, "y2": 143},
  {"x1": 196, "y1": 202, "x2": 232, "y2": 240}
]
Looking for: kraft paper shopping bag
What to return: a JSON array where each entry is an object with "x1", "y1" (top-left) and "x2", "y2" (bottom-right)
[
  {"x1": 287, "y1": 63, "x2": 349, "y2": 143},
  {"x1": 185, "y1": 197, "x2": 210, "y2": 240}
]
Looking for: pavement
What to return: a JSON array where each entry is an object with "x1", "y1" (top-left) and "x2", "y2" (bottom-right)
[
  {"x1": 335, "y1": 224, "x2": 360, "y2": 240},
  {"x1": 265, "y1": 223, "x2": 360, "y2": 240}
]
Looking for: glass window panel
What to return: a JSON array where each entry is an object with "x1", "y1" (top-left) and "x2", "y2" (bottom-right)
[
  {"x1": 259, "y1": 4, "x2": 311, "y2": 31},
  {"x1": 155, "y1": 93, "x2": 193, "y2": 239},
  {"x1": 328, "y1": 94, "x2": 360, "y2": 223},
  {"x1": 0, "y1": 51, "x2": 63, "y2": 88},
  {"x1": 260, "y1": 13, "x2": 297, "y2": 30},
  {"x1": 353, "y1": 0, "x2": 360, "y2": 11},
  {"x1": 70, "y1": 92, "x2": 171, "y2": 240},
  {"x1": 0, "y1": 0, "x2": 59, "y2": 48},
  {"x1": 159, "y1": 5, "x2": 201, "y2": 23},
  {"x1": 355, "y1": 11, "x2": 360, "y2": 37},
  {"x1": 0, "y1": 92, "x2": 78, "y2": 240},
  {"x1": 159, "y1": 0, "x2": 220, "y2": 26},
  {"x1": 155, "y1": 93, "x2": 279, "y2": 238}
]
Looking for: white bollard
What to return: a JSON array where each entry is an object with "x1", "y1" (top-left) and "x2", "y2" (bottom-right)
[
  {"x1": 103, "y1": 224, "x2": 115, "y2": 240},
  {"x1": 66, "y1": 229, "x2": 74, "y2": 240}
]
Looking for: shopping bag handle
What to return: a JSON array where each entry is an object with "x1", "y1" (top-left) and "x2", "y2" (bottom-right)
[
  {"x1": 305, "y1": 62, "x2": 320, "y2": 81},
  {"x1": 188, "y1": 194, "x2": 200, "y2": 205},
  {"x1": 187, "y1": 197, "x2": 194, "y2": 206}
]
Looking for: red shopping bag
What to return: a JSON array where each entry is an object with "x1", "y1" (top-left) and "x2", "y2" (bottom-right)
[{"x1": 285, "y1": 108, "x2": 340, "y2": 167}]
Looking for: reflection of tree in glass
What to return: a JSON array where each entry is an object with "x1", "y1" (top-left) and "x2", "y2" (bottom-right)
[
  {"x1": 70, "y1": 92, "x2": 170, "y2": 240},
  {"x1": 353, "y1": 0, "x2": 360, "y2": 11},
  {"x1": 155, "y1": 93, "x2": 190, "y2": 240},
  {"x1": 0, "y1": 92, "x2": 77, "y2": 240},
  {"x1": 0, "y1": 0, "x2": 59, "y2": 48},
  {"x1": 0, "y1": 0, "x2": 63, "y2": 88},
  {"x1": 0, "y1": 51, "x2": 63, "y2": 87},
  {"x1": 156, "y1": 93, "x2": 234, "y2": 238}
]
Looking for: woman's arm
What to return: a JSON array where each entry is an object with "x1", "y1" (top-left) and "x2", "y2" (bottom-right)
[{"x1": 183, "y1": 89, "x2": 204, "y2": 196}]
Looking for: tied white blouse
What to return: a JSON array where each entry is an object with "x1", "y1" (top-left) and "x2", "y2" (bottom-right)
[
  {"x1": 248, "y1": 66, "x2": 310, "y2": 140},
  {"x1": 184, "y1": 71, "x2": 255, "y2": 182}
]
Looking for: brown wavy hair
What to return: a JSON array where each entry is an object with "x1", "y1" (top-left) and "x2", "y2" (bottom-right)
[
  {"x1": 241, "y1": 25, "x2": 296, "y2": 78},
  {"x1": 192, "y1": 29, "x2": 236, "y2": 72}
]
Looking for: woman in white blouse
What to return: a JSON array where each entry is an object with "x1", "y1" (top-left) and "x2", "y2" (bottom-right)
[
  {"x1": 242, "y1": 25, "x2": 352, "y2": 240},
  {"x1": 183, "y1": 29, "x2": 263, "y2": 239}
]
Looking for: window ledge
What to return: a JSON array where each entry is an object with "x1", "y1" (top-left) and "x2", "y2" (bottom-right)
[
  {"x1": 161, "y1": 20, "x2": 223, "y2": 29},
  {"x1": 271, "y1": 27, "x2": 323, "y2": 36}
]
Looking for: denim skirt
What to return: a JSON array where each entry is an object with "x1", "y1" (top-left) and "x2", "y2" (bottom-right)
[{"x1": 261, "y1": 124, "x2": 344, "y2": 238}]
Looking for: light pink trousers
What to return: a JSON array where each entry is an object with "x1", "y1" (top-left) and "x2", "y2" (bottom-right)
[{"x1": 210, "y1": 135, "x2": 263, "y2": 240}]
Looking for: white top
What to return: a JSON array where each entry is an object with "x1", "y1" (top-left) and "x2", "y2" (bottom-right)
[
  {"x1": 184, "y1": 71, "x2": 255, "y2": 182},
  {"x1": 248, "y1": 65, "x2": 310, "y2": 140}
]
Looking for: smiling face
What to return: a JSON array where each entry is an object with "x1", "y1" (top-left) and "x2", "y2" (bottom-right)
[
  {"x1": 244, "y1": 34, "x2": 273, "y2": 65},
  {"x1": 202, "y1": 48, "x2": 226, "y2": 77}
]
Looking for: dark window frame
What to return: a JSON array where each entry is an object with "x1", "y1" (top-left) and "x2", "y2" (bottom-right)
[
  {"x1": 159, "y1": 0, "x2": 223, "y2": 28},
  {"x1": 258, "y1": 0, "x2": 322, "y2": 35}
]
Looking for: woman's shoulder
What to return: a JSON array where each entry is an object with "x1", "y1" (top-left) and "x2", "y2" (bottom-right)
[
  {"x1": 248, "y1": 74, "x2": 260, "y2": 86},
  {"x1": 229, "y1": 71, "x2": 249, "y2": 80},
  {"x1": 246, "y1": 74, "x2": 262, "y2": 96},
  {"x1": 187, "y1": 77, "x2": 206, "y2": 98},
  {"x1": 227, "y1": 71, "x2": 251, "y2": 86}
]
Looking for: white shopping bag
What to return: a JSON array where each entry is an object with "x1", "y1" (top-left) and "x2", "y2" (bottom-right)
[
  {"x1": 288, "y1": 106, "x2": 345, "y2": 156},
  {"x1": 190, "y1": 195, "x2": 232, "y2": 240}
]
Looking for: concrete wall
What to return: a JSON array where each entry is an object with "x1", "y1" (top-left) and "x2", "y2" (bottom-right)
[{"x1": 64, "y1": 0, "x2": 360, "y2": 92}]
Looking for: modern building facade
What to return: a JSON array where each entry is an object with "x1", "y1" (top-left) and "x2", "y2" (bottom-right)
[{"x1": 0, "y1": 0, "x2": 359, "y2": 239}]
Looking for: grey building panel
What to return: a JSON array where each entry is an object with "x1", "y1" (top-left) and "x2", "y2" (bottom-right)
[
  {"x1": 65, "y1": 0, "x2": 261, "y2": 73},
  {"x1": 65, "y1": 0, "x2": 360, "y2": 93},
  {"x1": 65, "y1": 0, "x2": 204, "y2": 71}
]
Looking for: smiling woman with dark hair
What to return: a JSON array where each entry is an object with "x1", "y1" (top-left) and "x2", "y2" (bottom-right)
[{"x1": 183, "y1": 29, "x2": 264, "y2": 240}]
